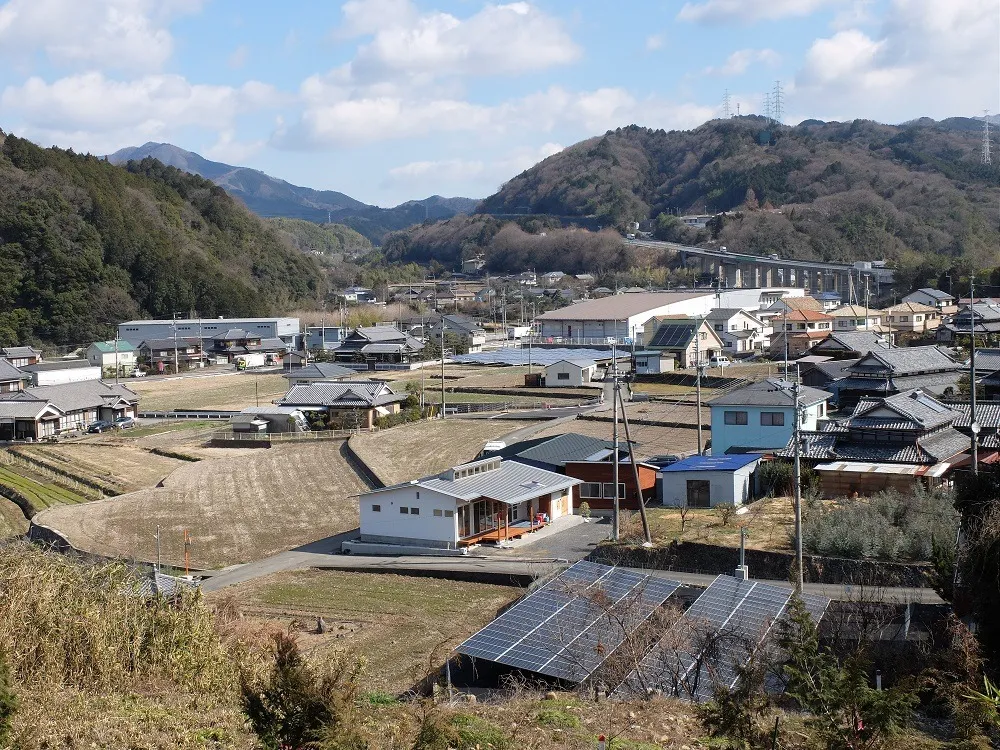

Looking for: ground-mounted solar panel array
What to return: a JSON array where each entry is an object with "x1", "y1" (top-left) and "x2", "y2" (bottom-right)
[
  {"x1": 451, "y1": 347, "x2": 621, "y2": 367},
  {"x1": 456, "y1": 560, "x2": 681, "y2": 683},
  {"x1": 614, "y1": 575, "x2": 830, "y2": 702}
]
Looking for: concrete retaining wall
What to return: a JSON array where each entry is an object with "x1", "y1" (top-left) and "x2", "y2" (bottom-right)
[{"x1": 588, "y1": 540, "x2": 931, "y2": 588}]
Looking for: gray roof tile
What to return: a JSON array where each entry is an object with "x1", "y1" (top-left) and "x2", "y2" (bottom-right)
[{"x1": 708, "y1": 378, "x2": 831, "y2": 407}]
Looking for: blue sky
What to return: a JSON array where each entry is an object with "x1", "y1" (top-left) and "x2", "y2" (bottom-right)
[{"x1": 1, "y1": 0, "x2": 997, "y2": 206}]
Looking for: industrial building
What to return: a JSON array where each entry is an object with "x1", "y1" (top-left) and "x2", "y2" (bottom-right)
[{"x1": 118, "y1": 317, "x2": 301, "y2": 350}]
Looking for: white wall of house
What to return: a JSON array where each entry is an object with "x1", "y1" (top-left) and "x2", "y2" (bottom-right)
[
  {"x1": 87, "y1": 348, "x2": 137, "y2": 370},
  {"x1": 659, "y1": 463, "x2": 758, "y2": 508},
  {"x1": 359, "y1": 486, "x2": 460, "y2": 548},
  {"x1": 709, "y1": 400, "x2": 827, "y2": 456},
  {"x1": 544, "y1": 361, "x2": 596, "y2": 387},
  {"x1": 32, "y1": 367, "x2": 102, "y2": 386},
  {"x1": 634, "y1": 353, "x2": 674, "y2": 374}
]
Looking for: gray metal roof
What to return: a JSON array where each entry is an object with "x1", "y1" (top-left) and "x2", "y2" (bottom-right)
[
  {"x1": 138, "y1": 338, "x2": 203, "y2": 350},
  {"x1": 512, "y1": 433, "x2": 618, "y2": 468},
  {"x1": 546, "y1": 359, "x2": 597, "y2": 369},
  {"x1": 536, "y1": 292, "x2": 706, "y2": 321},
  {"x1": 909, "y1": 287, "x2": 953, "y2": 301},
  {"x1": 21, "y1": 360, "x2": 95, "y2": 372},
  {"x1": 708, "y1": 378, "x2": 831, "y2": 408},
  {"x1": 282, "y1": 363, "x2": 356, "y2": 380},
  {"x1": 371, "y1": 459, "x2": 581, "y2": 506}
]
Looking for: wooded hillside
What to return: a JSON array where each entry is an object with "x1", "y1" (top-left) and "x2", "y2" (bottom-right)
[
  {"x1": 0, "y1": 132, "x2": 325, "y2": 348},
  {"x1": 478, "y1": 117, "x2": 1000, "y2": 274}
]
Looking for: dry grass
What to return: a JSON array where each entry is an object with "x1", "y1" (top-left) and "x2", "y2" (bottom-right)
[
  {"x1": 531, "y1": 417, "x2": 703, "y2": 461},
  {"x1": 349, "y1": 419, "x2": 536, "y2": 484},
  {"x1": 18, "y1": 443, "x2": 186, "y2": 494},
  {"x1": 220, "y1": 569, "x2": 518, "y2": 692},
  {"x1": 0, "y1": 496, "x2": 28, "y2": 538},
  {"x1": 129, "y1": 372, "x2": 290, "y2": 411},
  {"x1": 646, "y1": 496, "x2": 796, "y2": 551},
  {"x1": 35, "y1": 441, "x2": 368, "y2": 569}
]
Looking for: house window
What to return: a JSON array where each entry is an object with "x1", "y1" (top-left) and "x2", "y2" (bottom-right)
[
  {"x1": 371, "y1": 504, "x2": 381, "y2": 512},
  {"x1": 602, "y1": 483, "x2": 627, "y2": 499},
  {"x1": 416, "y1": 491, "x2": 420, "y2": 499},
  {"x1": 410, "y1": 507, "x2": 419, "y2": 515},
  {"x1": 724, "y1": 410, "x2": 748, "y2": 425},
  {"x1": 580, "y1": 483, "x2": 602, "y2": 498},
  {"x1": 700, "y1": 332, "x2": 707, "y2": 340},
  {"x1": 915, "y1": 315, "x2": 922, "y2": 322},
  {"x1": 444, "y1": 510, "x2": 454, "y2": 518},
  {"x1": 557, "y1": 372, "x2": 570, "y2": 380},
  {"x1": 400, "y1": 507, "x2": 409, "y2": 514},
  {"x1": 433, "y1": 509, "x2": 443, "y2": 517},
  {"x1": 761, "y1": 412, "x2": 785, "y2": 426},
  {"x1": 714, "y1": 324, "x2": 723, "y2": 331},
  {"x1": 900, "y1": 316, "x2": 909, "y2": 322}
]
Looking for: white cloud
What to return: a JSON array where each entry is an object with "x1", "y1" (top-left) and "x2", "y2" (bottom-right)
[
  {"x1": 383, "y1": 142, "x2": 563, "y2": 195},
  {"x1": 338, "y1": 1, "x2": 581, "y2": 84},
  {"x1": 2, "y1": 72, "x2": 283, "y2": 147},
  {"x1": 794, "y1": 0, "x2": 999, "y2": 121},
  {"x1": 203, "y1": 130, "x2": 266, "y2": 164},
  {"x1": 276, "y1": 84, "x2": 716, "y2": 149},
  {"x1": 645, "y1": 34, "x2": 665, "y2": 51},
  {"x1": 228, "y1": 44, "x2": 250, "y2": 70},
  {"x1": 677, "y1": 0, "x2": 847, "y2": 23},
  {"x1": 0, "y1": 0, "x2": 202, "y2": 71},
  {"x1": 703, "y1": 48, "x2": 781, "y2": 76}
]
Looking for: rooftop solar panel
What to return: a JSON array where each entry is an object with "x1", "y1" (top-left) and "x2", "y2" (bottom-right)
[
  {"x1": 456, "y1": 561, "x2": 681, "y2": 683},
  {"x1": 647, "y1": 322, "x2": 695, "y2": 350}
]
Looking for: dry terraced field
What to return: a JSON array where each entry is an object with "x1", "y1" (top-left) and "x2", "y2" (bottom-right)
[
  {"x1": 17, "y1": 443, "x2": 187, "y2": 494},
  {"x1": 36, "y1": 440, "x2": 368, "y2": 569},
  {"x1": 128, "y1": 372, "x2": 290, "y2": 411},
  {"x1": 349, "y1": 418, "x2": 536, "y2": 485}
]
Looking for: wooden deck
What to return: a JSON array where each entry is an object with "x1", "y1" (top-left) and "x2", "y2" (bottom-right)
[{"x1": 458, "y1": 521, "x2": 546, "y2": 547}]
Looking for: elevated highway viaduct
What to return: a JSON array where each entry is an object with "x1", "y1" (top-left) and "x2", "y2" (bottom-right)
[{"x1": 627, "y1": 238, "x2": 895, "y2": 296}]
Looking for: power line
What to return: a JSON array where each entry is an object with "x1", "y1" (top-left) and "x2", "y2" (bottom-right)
[
  {"x1": 772, "y1": 80, "x2": 784, "y2": 125},
  {"x1": 722, "y1": 89, "x2": 732, "y2": 119}
]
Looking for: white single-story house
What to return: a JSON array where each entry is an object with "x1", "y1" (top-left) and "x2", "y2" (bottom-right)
[
  {"x1": 632, "y1": 350, "x2": 675, "y2": 375},
  {"x1": 20, "y1": 360, "x2": 102, "y2": 386},
  {"x1": 357, "y1": 456, "x2": 582, "y2": 549},
  {"x1": 544, "y1": 359, "x2": 598, "y2": 387},
  {"x1": 659, "y1": 454, "x2": 762, "y2": 508}
]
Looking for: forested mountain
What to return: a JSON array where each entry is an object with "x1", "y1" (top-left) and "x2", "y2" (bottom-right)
[
  {"x1": 0, "y1": 132, "x2": 325, "y2": 348},
  {"x1": 267, "y1": 217, "x2": 372, "y2": 258},
  {"x1": 478, "y1": 117, "x2": 1000, "y2": 275},
  {"x1": 107, "y1": 143, "x2": 478, "y2": 242}
]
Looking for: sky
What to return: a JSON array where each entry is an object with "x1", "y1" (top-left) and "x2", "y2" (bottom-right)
[{"x1": 0, "y1": 0, "x2": 997, "y2": 206}]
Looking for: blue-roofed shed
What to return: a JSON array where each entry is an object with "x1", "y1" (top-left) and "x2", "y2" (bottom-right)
[{"x1": 659, "y1": 454, "x2": 762, "y2": 508}]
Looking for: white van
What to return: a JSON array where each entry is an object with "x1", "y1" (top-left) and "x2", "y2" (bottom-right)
[{"x1": 709, "y1": 355, "x2": 731, "y2": 368}]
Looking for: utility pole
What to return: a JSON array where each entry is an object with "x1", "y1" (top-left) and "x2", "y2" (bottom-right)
[
  {"x1": 618, "y1": 384, "x2": 651, "y2": 544},
  {"x1": 172, "y1": 312, "x2": 180, "y2": 375},
  {"x1": 440, "y1": 322, "x2": 447, "y2": 419},
  {"x1": 864, "y1": 275, "x2": 870, "y2": 331},
  {"x1": 611, "y1": 340, "x2": 620, "y2": 541},
  {"x1": 155, "y1": 525, "x2": 161, "y2": 573},
  {"x1": 970, "y1": 275, "x2": 979, "y2": 474},
  {"x1": 792, "y1": 367, "x2": 804, "y2": 594},
  {"x1": 695, "y1": 320, "x2": 704, "y2": 455},
  {"x1": 113, "y1": 329, "x2": 120, "y2": 385}
]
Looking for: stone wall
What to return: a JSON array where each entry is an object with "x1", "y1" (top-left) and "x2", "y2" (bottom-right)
[{"x1": 588, "y1": 540, "x2": 931, "y2": 588}]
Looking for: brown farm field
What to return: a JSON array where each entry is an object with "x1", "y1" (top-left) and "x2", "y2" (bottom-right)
[
  {"x1": 18, "y1": 443, "x2": 187, "y2": 494},
  {"x1": 643, "y1": 496, "x2": 795, "y2": 551},
  {"x1": 36, "y1": 441, "x2": 368, "y2": 569},
  {"x1": 128, "y1": 372, "x2": 289, "y2": 411},
  {"x1": 221, "y1": 569, "x2": 517, "y2": 692},
  {"x1": 349, "y1": 419, "x2": 536, "y2": 485}
]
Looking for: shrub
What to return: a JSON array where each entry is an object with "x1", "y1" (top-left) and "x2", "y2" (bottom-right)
[
  {"x1": 0, "y1": 649, "x2": 15, "y2": 746},
  {"x1": 579, "y1": 501, "x2": 591, "y2": 519},
  {"x1": 536, "y1": 708, "x2": 580, "y2": 729},
  {"x1": 715, "y1": 502, "x2": 736, "y2": 526},
  {"x1": 757, "y1": 460, "x2": 793, "y2": 497},
  {"x1": 802, "y1": 487, "x2": 958, "y2": 562}
]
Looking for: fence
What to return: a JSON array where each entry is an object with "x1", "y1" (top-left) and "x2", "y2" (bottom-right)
[
  {"x1": 209, "y1": 428, "x2": 377, "y2": 445},
  {"x1": 138, "y1": 410, "x2": 239, "y2": 420}
]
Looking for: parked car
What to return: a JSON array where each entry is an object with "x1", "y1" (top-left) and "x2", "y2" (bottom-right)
[
  {"x1": 131, "y1": 368, "x2": 146, "y2": 377},
  {"x1": 709, "y1": 355, "x2": 731, "y2": 367},
  {"x1": 114, "y1": 416, "x2": 138, "y2": 430},
  {"x1": 86, "y1": 420, "x2": 113, "y2": 433}
]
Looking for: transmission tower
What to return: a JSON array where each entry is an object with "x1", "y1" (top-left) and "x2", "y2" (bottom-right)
[
  {"x1": 772, "y1": 80, "x2": 784, "y2": 125},
  {"x1": 983, "y1": 110, "x2": 992, "y2": 166},
  {"x1": 762, "y1": 92, "x2": 772, "y2": 123},
  {"x1": 722, "y1": 89, "x2": 731, "y2": 119}
]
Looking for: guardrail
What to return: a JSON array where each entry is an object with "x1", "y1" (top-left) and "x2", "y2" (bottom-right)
[{"x1": 210, "y1": 428, "x2": 377, "y2": 443}]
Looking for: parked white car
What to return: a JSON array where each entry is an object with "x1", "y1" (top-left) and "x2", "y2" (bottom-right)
[{"x1": 709, "y1": 355, "x2": 731, "y2": 368}]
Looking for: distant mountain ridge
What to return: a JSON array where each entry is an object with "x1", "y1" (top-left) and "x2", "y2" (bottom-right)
[{"x1": 106, "y1": 142, "x2": 478, "y2": 242}]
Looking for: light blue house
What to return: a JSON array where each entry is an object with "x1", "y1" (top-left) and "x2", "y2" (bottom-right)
[{"x1": 707, "y1": 378, "x2": 832, "y2": 456}]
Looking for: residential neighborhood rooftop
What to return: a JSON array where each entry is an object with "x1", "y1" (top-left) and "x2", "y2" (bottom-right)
[
  {"x1": 661, "y1": 454, "x2": 761, "y2": 472},
  {"x1": 707, "y1": 378, "x2": 831, "y2": 407},
  {"x1": 536, "y1": 292, "x2": 705, "y2": 321}
]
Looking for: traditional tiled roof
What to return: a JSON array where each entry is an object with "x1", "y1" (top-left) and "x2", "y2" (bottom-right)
[
  {"x1": 780, "y1": 309, "x2": 833, "y2": 322},
  {"x1": 846, "y1": 346, "x2": 959, "y2": 376},
  {"x1": 0, "y1": 360, "x2": 24, "y2": 382},
  {"x1": 279, "y1": 381, "x2": 405, "y2": 408},
  {"x1": 973, "y1": 349, "x2": 1000, "y2": 372},
  {"x1": 801, "y1": 358, "x2": 859, "y2": 383},
  {"x1": 908, "y1": 287, "x2": 953, "y2": 301},
  {"x1": 283, "y1": 363, "x2": 356, "y2": 380},
  {"x1": 829, "y1": 305, "x2": 883, "y2": 317},
  {"x1": 772, "y1": 297, "x2": 823, "y2": 312},
  {"x1": 1, "y1": 381, "x2": 138, "y2": 413},
  {"x1": 850, "y1": 389, "x2": 960, "y2": 431},
  {"x1": 883, "y1": 301, "x2": 937, "y2": 314},
  {"x1": 812, "y1": 332, "x2": 889, "y2": 354}
]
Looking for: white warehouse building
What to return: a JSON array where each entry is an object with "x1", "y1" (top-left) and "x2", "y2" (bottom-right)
[
  {"x1": 118, "y1": 317, "x2": 301, "y2": 349},
  {"x1": 535, "y1": 289, "x2": 802, "y2": 344}
]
